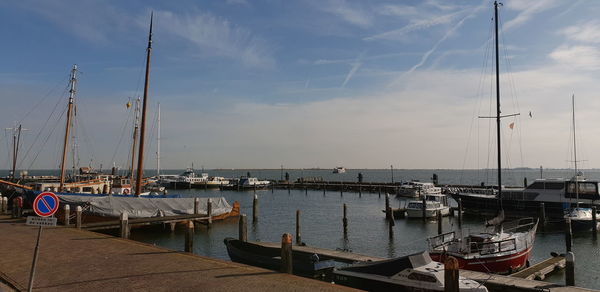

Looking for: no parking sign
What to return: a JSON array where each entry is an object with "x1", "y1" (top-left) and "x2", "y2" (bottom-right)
[{"x1": 32, "y1": 192, "x2": 59, "y2": 217}]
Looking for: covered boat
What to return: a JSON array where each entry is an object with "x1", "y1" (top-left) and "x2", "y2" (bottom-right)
[{"x1": 332, "y1": 251, "x2": 487, "y2": 292}]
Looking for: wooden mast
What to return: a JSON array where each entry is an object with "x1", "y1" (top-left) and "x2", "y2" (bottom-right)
[
  {"x1": 130, "y1": 98, "x2": 140, "y2": 187},
  {"x1": 135, "y1": 13, "x2": 153, "y2": 196},
  {"x1": 59, "y1": 65, "x2": 78, "y2": 192},
  {"x1": 156, "y1": 102, "x2": 161, "y2": 177}
]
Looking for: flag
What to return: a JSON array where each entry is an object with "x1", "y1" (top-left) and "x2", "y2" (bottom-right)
[{"x1": 509, "y1": 122, "x2": 515, "y2": 129}]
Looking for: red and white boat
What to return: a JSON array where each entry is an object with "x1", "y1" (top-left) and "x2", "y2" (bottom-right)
[{"x1": 427, "y1": 217, "x2": 538, "y2": 274}]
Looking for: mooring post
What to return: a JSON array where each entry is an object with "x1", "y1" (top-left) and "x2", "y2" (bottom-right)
[
  {"x1": 296, "y1": 210, "x2": 301, "y2": 245},
  {"x1": 385, "y1": 194, "x2": 390, "y2": 220},
  {"x1": 444, "y1": 256, "x2": 459, "y2": 292},
  {"x1": 75, "y1": 206, "x2": 82, "y2": 229},
  {"x1": 239, "y1": 214, "x2": 247, "y2": 242},
  {"x1": 343, "y1": 204, "x2": 348, "y2": 237},
  {"x1": 252, "y1": 194, "x2": 258, "y2": 222},
  {"x1": 63, "y1": 204, "x2": 70, "y2": 226},
  {"x1": 323, "y1": 184, "x2": 326, "y2": 195},
  {"x1": 281, "y1": 233, "x2": 293, "y2": 274},
  {"x1": 565, "y1": 252, "x2": 575, "y2": 286},
  {"x1": 340, "y1": 183, "x2": 343, "y2": 196},
  {"x1": 305, "y1": 187, "x2": 307, "y2": 196},
  {"x1": 11, "y1": 198, "x2": 20, "y2": 218},
  {"x1": 0, "y1": 196, "x2": 3, "y2": 214},
  {"x1": 378, "y1": 187, "x2": 381, "y2": 197},
  {"x1": 120, "y1": 212, "x2": 129, "y2": 239},
  {"x1": 204, "y1": 181, "x2": 208, "y2": 190},
  {"x1": 422, "y1": 196, "x2": 427, "y2": 222},
  {"x1": 457, "y1": 198, "x2": 463, "y2": 229},
  {"x1": 539, "y1": 202, "x2": 546, "y2": 230},
  {"x1": 437, "y1": 210, "x2": 443, "y2": 235},
  {"x1": 387, "y1": 206, "x2": 395, "y2": 237},
  {"x1": 185, "y1": 220, "x2": 194, "y2": 253},
  {"x1": 194, "y1": 197, "x2": 199, "y2": 215},
  {"x1": 207, "y1": 198, "x2": 213, "y2": 226},
  {"x1": 565, "y1": 217, "x2": 573, "y2": 253},
  {"x1": 2, "y1": 197, "x2": 7, "y2": 214},
  {"x1": 358, "y1": 186, "x2": 361, "y2": 197},
  {"x1": 592, "y1": 206, "x2": 597, "y2": 239}
]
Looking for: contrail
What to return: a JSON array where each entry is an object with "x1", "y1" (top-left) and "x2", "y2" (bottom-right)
[{"x1": 341, "y1": 52, "x2": 365, "y2": 88}]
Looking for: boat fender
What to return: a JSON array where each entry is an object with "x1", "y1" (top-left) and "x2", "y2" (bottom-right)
[{"x1": 14, "y1": 196, "x2": 23, "y2": 208}]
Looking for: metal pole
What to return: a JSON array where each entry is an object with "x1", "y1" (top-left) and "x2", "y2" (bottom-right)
[{"x1": 27, "y1": 226, "x2": 43, "y2": 292}]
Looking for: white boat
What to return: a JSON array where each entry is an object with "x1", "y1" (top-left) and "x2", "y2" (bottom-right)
[
  {"x1": 205, "y1": 176, "x2": 230, "y2": 187},
  {"x1": 406, "y1": 194, "x2": 450, "y2": 218},
  {"x1": 398, "y1": 181, "x2": 441, "y2": 198},
  {"x1": 333, "y1": 167, "x2": 346, "y2": 173},
  {"x1": 241, "y1": 177, "x2": 270, "y2": 188},
  {"x1": 332, "y1": 251, "x2": 487, "y2": 292}
]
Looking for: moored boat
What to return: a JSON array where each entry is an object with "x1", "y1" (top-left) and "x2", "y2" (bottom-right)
[
  {"x1": 397, "y1": 181, "x2": 442, "y2": 198},
  {"x1": 405, "y1": 194, "x2": 450, "y2": 218},
  {"x1": 332, "y1": 251, "x2": 487, "y2": 292}
]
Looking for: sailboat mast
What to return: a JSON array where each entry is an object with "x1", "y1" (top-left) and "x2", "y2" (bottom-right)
[
  {"x1": 572, "y1": 94, "x2": 579, "y2": 206},
  {"x1": 59, "y1": 64, "x2": 78, "y2": 192},
  {"x1": 135, "y1": 13, "x2": 153, "y2": 196},
  {"x1": 494, "y1": 1, "x2": 503, "y2": 209},
  {"x1": 157, "y1": 102, "x2": 161, "y2": 177},
  {"x1": 130, "y1": 98, "x2": 140, "y2": 185},
  {"x1": 11, "y1": 124, "x2": 22, "y2": 179}
]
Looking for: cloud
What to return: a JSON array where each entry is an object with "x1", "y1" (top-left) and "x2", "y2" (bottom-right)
[
  {"x1": 225, "y1": 0, "x2": 249, "y2": 5},
  {"x1": 314, "y1": 0, "x2": 372, "y2": 28},
  {"x1": 559, "y1": 21, "x2": 600, "y2": 44},
  {"x1": 503, "y1": 0, "x2": 560, "y2": 31},
  {"x1": 549, "y1": 46, "x2": 600, "y2": 71},
  {"x1": 155, "y1": 10, "x2": 275, "y2": 68}
]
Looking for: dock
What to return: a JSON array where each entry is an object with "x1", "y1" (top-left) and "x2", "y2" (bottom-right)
[
  {"x1": 0, "y1": 217, "x2": 357, "y2": 292},
  {"x1": 246, "y1": 241, "x2": 595, "y2": 292}
]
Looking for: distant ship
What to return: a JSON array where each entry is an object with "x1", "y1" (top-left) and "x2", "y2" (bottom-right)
[{"x1": 333, "y1": 167, "x2": 346, "y2": 174}]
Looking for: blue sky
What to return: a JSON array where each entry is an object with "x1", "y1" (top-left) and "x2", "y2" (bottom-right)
[{"x1": 2, "y1": 0, "x2": 600, "y2": 170}]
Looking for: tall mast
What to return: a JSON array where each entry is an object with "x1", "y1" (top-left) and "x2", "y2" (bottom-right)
[
  {"x1": 130, "y1": 98, "x2": 140, "y2": 185},
  {"x1": 11, "y1": 124, "x2": 22, "y2": 179},
  {"x1": 494, "y1": 1, "x2": 503, "y2": 210},
  {"x1": 572, "y1": 94, "x2": 579, "y2": 206},
  {"x1": 59, "y1": 64, "x2": 78, "y2": 192},
  {"x1": 135, "y1": 13, "x2": 153, "y2": 196},
  {"x1": 156, "y1": 102, "x2": 161, "y2": 176}
]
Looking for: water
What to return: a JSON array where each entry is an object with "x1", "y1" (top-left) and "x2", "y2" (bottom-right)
[{"x1": 8, "y1": 168, "x2": 600, "y2": 288}]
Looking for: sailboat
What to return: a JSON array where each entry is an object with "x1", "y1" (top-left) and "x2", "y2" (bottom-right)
[
  {"x1": 564, "y1": 95, "x2": 597, "y2": 232},
  {"x1": 428, "y1": 1, "x2": 537, "y2": 274}
]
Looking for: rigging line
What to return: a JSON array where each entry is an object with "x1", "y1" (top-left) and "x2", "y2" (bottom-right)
[
  {"x1": 110, "y1": 100, "x2": 135, "y2": 167},
  {"x1": 26, "y1": 105, "x2": 67, "y2": 171},
  {"x1": 18, "y1": 83, "x2": 70, "y2": 170},
  {"x1": 144, "y1": 105, "x2": 159, "y2": 169},
  {"x1": 16, "y1": 73, "x2": 70, "y2": 126}
]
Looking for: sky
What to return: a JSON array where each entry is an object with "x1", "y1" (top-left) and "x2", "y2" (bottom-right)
[{"x1": 1, "y1": 0, "x2": 600, "y2": 170}]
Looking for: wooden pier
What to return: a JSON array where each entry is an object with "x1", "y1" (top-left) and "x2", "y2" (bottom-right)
[
  {"x1": 511, "y1": 255, "x2": 566, "y2": 281},
  {"x1": 0, "y1": 216, "x2": 357, "y2": 292}
]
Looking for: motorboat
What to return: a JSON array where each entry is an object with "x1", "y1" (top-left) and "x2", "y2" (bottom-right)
[
  {"x1": 333, "y1": 167, "x2": 346, "y2": 174},
  {"x1": 397, "y1": 181, "x2": 442, "y2": 198},
  {"x1": 566, "y1": 207, "x2": 598, "y2": 232},
  {"x1": 332, "y1": 251, "x2": 487, "y2": 292},
  {"x1": 427, "y1": 217, "x2": 538, "y2": 274},
  {"x1": 405, "y1": 194, "x2": 450, "y2": 218}
]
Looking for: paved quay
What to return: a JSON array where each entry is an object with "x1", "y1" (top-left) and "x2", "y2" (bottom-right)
[{"x1": 0, "y1": 218, "x2": 358, "y2": 292}]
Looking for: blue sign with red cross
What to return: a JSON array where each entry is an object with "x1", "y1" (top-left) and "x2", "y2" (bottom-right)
[{"x1": 33, "y1": 192, "x2": 59, "y2": 217}]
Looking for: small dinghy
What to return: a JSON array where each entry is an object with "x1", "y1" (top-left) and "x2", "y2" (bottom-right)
[{"x1": 332, "y1": 251, "x2": 487, "y2": 292}]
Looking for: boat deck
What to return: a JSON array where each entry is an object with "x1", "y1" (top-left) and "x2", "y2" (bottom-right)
[{"x1": 0, "y1": 217, "x2": 357, "y2": 292}]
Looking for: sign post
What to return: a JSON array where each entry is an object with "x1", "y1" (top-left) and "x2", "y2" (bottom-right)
[{"x1": 27, "y1": 192, "x2": 59, "y2": 292}]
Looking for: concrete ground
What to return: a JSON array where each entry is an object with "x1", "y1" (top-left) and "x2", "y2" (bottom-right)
[{"x1": 0, "y1": 217, "x2": 358, "y2": 292}]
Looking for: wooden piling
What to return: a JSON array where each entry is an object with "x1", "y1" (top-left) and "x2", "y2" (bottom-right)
[
  {"x1": 239, "y1": 214, "x2": 247, "y2": 242},
  {"x1": 194, "y1": 198, "x2": 199, "y2": 215},
  {"x1": 592, "y1": 206, "x2": 597, "y2": 239},
  {"x1": 207, "y1": 198, "x2": 213, "y2": 226},
  {"x1": 63, "y1": 204, "x2": 70, "y2": 226},
  {"x1": 170, "y1": 222, "x2": 176, "y2": 232},
  {"x1": 457, "y1": 198, "x2": 463, "y2": 229},
  {"x1": 75, "y1": 206, "x2": 82, "y2": 229},
  {"x1": 437, "y1": 211, "x2": 443, "y2": 235},
  {"x1": 378, "y1": 188, "x2": 381, "y2": 197},
  {"x1": 387, "y1": 207, "x2": 395, "y2": 237},
  {"x1": 120, "y1": 212, "x2": 129, "y2": 239},
  {"x1": 343, "y1": 204, "x2": 348, "y2": 237},
  {"x1": 385, "y1": 194, "x2": 390, "y2": 220},
  {"x1": 305, "y1": 187, "x2": 307, "y2": 196},
  {"x1": 565, "y1": 252, "x2": 575, "y2": 286},
  {"x1": 252, "y1": 194, "x2": 258, "y2": 223},
  {"x1": 185, "y1": 220, "x2": 194, "y2": 253},
  {"x1": 296, "y1": 210, "x2": 301, "y2": 245},
  {"x1": 281, "y1": 233, "x2": 293, "y2": 274},
  {"x1": 0, "y1": 196, "x2": 3, "y2": 214},
  {"x1": 421, "y1": 196, "x2": 427, "y2": 222},
  {"x1": 340, "y1": 183, "x2": 343, "y2": 196},
  {"x1": 323, "y1": 184, "x2": 326, "y2": 195},
  {"x1": 3, "y1": 197, "x2": 8, "y2": 214},
  {"x1": 565, "y1": 217, "x2": 572, "y2": 253},
  {"x1": 539, "y1": 202, "x2": 546, "y2": 230},
  {"x1": 444, "y1": 256, "x2": 459, "y2": 292}
]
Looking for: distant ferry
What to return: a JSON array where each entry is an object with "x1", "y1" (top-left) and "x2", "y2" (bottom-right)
[{"x1": 333, "y1": 167, "x2": 346, "y2": 174}]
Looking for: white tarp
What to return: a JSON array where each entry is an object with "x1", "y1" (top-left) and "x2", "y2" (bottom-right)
[{"x1": 58, "y1": 195, "x2": 232, "y2": 218}]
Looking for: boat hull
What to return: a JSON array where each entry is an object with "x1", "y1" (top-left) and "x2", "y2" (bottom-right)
[
  {"x1": 406, "y1": 207, "x2": 450, "y2": 218},
  {"x1": 430, "y1": 246, "x2": 532, "y2": 274}
]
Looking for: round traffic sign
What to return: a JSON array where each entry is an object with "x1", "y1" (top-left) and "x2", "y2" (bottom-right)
[{"x1": 33, "y1": 192, "x2": 60, "y2": 217}]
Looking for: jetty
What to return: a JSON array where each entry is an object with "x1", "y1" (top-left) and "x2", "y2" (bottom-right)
[{"x1": 0, "y1": 217, "x2": 357, "y2": 292}]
